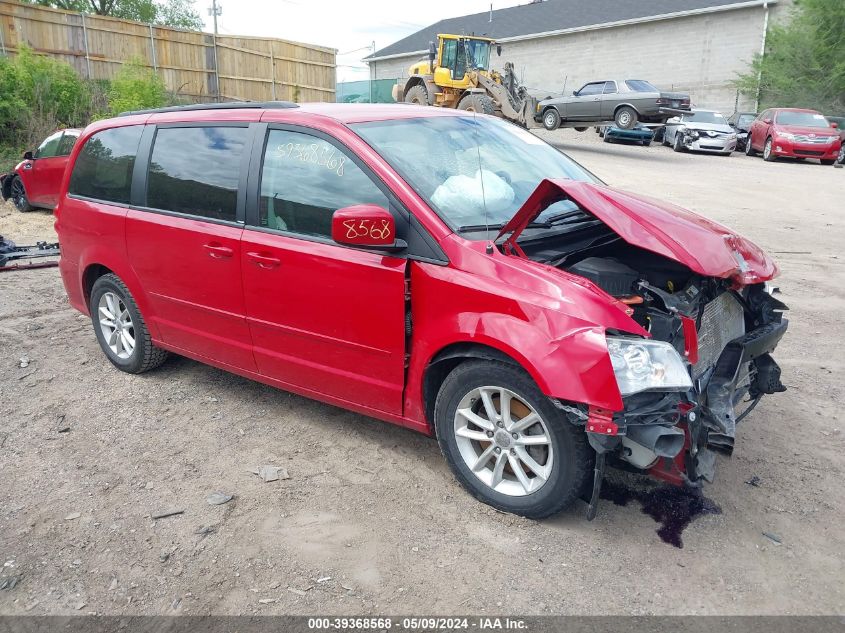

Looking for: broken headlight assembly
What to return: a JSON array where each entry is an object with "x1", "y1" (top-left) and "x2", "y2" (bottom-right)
[{"x1": 606, "y1": 337, "x2": 693, "y2": 396}]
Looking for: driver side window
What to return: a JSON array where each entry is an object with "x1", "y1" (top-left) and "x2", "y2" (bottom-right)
[
  {"x1": 577, "y1": 83, "x2": 603, "y2": 97},
  {"x1": 35, "y1": 132, "x2": 63, "y2": 159}
]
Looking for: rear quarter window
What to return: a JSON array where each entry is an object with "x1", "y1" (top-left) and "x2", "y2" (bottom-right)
[{"x1": 69, "y1": 126, "x2": 144, "y2": 204}]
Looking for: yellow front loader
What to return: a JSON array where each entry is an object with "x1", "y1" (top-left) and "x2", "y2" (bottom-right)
[{"x1": 392, "y1": 34, "x2": 537, "y2": 127}]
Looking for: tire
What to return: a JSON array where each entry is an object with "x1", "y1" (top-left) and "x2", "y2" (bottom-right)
[
  {"x1": 642, "y1": 139, "x2": 652, "y2": 146},
  {"x1": 837, "y1": 144, "x2": 845, "y2": 164},
  {"x1": 10, "y1": 176, "x2": 34, "y2": 212},
  {"x1": 821, "y1": 159, "x2": 835, "y2": 166},
  {"x1": 673, "y1": 132, "x2": 686, "y2": 152},
  {"x1": 89, "y1": 273, "x2": 168, "y2": 374},
  {"x1": 404, "y1": 84, "x2": 430, "y2": 106},
  {"x1": 763, "y1": 136, "x2": 776, "y2": 162},
  {"x1": 434, "y1": 360, "x2": 592, "y2": 519},
  {"x1": 745, "y1": 137, "x2": 756, "y2": 156},
  {"x1": 457, "y1": 93, "x2": 495, "y2": 115},
  {"x1": 614, "y1": 106, "x2": 637, "y2": 130},
  {"x1": 541, "y1": 107, "x2": 560, "y2": 131},
  {"x1": 574, "y1": 127, "x2": 588, "y2": 132}
]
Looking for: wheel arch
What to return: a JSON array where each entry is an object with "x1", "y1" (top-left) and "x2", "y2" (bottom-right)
[
  {"x1": 405, "y1": 75, "x2": 440, "y2": 104},
  {"x1": 613, "y1": 102, "x2": 641, "y2": 115},
  {"x1": 422, "y1": 341, "x2": 537, "y2": 433}
]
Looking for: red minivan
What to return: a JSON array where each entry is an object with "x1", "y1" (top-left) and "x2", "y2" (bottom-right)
[
  {"x1": 55, "y1": 102, "x2": 788, "y2": 519},
  {"x1": 1, "y1": 129, "x2": 80, "y2": 211}
]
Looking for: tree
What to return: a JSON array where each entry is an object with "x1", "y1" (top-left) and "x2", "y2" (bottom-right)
[
  {"x1": 735, "y1": 0, "x2": 845, "y2": 114},
  {"x1": 30, "y1": 0, "x2": 203, "y2": 30}
]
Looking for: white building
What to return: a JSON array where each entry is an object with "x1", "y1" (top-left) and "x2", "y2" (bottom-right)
[{"x1": 365, "y1": 0, "x2": 792, "y2": 114}]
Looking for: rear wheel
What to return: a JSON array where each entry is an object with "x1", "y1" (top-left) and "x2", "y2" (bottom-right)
[
  {"x1": 763, "y1": 137, "x2": 776, "y2": 162},
  {"x1": 614, "y1": 106, "x2": 637, "y2": 130},
  {"x1": 434, "y1": 360, "x2": 591, "y2": 519},
  {"x1": 457, "y1": 93, "x2": 495, "y2": 115},
  {"x1": 745, "y1": 137, "x2": 756, "y2": 156},
  {"x1": 89, "y1": 274, "x2": 168, "y2": 374},
  {"x1": 541, "y1": 108, "x2": 560, "y2": 131},
  {"x1": 404, "y1": 84, "x2": 430, "y2": 106},
  {"x1": 10, "y1": 177, "x2": 34, "y2": 212}
]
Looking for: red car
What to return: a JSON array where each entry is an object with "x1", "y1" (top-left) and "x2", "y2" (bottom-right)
[
  {"x1": 55, "y1": 103, "x2": 788, "y2": 519},
  {"x1": 746, "y1": 108, "x2": 840, "y2": 164},
  {"x1": 1, "y1": 129, "x2": 81, "y2": 212}
]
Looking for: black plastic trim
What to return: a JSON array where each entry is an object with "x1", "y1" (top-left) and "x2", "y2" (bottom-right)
[{"x1": 119, "y1": 101, "x2": 298, "y2": 117}]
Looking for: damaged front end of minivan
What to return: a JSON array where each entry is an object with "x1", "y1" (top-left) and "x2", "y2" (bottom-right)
[{"x1": 497, "y1": 179, "x2": 788, "y2": 518}]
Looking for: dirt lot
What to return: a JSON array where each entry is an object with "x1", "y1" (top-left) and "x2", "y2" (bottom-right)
[{"x1": 1, "y1": 129, "x2": 843, "y2": 616}]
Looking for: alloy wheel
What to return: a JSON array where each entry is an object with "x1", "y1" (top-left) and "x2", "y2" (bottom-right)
[
  {"x1": 764, "y1": 138, "x2": 772, "y2": 160},
  {"x1": 453, "y1": 386, "x2": 553, "y2": 497},
  {"x1": 838, "y1": 144, "x2": 844, "y2": 164},
  {"x1": 11, "y1": 179, "x2": 27, "y2": 211},
  {"x1": 98, "y1": 292, "x2": 135, "y2": 359}
]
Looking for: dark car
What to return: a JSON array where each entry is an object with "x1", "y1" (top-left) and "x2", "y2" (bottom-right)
[
  {"x1": 1, "y1": 129, "x2": 80, "y2": 212},
  {"x1": 538, "y1": 79, "x2": 690, "y2": 131},
  {"x1": 728, "y1": 111, "x2": 757, "y2": 152},
  {"x1": 598, "y1": 123, "x2": 654, "y2": 146}
]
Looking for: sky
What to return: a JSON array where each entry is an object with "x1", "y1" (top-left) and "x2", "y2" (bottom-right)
[{"x1": 197, "y1": 0, "x2": 527, "y2": 82}]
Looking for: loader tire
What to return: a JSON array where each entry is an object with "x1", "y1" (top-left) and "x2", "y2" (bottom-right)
[
  {"x1": 458, "y1": 94, "x2": 495, "y2": 115},
  {"x1": 404, "y1": 85, "x2": 430, "y2": 106}
]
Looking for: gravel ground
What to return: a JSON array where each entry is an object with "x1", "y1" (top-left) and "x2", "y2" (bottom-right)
[{"x1": 1, "y1": 128, "x2": 843, "y2": 616}]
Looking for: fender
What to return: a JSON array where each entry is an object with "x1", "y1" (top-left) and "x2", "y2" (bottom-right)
[
  {"x1": 613, "y1": 101, "x2": 640, "y2": 115},
  {"x1": 403, "y1": 252, "x2": 642, "y2": 425}
]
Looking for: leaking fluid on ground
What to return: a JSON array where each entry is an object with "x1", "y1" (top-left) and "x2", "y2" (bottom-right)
[{"x1": 600, "y1": 477, "x2": 722, "y2": 548}]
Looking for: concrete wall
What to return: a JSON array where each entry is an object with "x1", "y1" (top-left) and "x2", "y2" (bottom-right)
[{"x1": 370, "y1": 2, "x2": 792, "y2": 115}]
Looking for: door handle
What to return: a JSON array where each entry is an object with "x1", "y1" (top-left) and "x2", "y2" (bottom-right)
[
  {"x1": 203, "y1": 243, "x2": 234, "y2": 259},
  {"x1": 247, "y1": 251, "x2": 281, "y2": 269}
]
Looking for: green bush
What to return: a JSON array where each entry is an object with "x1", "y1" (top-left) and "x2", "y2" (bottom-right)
[
  {"x1": 0, "y1": 46, "x2": 92, "y2": 149},
  {"x1": 106, "y1": 60, "x2": 168, "y2": 116}
]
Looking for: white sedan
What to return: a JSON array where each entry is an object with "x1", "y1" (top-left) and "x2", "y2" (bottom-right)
[{"x1": 662, "y1": 110, "x2": 737, "y2": 155}]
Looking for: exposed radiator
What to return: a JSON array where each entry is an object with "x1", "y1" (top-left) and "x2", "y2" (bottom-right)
[{"x1": 693, "y1": 292, "x2": 746, "y2": 378}]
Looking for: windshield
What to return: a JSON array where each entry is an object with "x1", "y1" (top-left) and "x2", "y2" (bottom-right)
[
  {"x1": 625, "y1": 80, "x2": 658, "y2": 92},
  {"x1": 463, "y1": 39, "x2": 490, "y2": 70},
  {"x1": 685, "y1": 111, "x2": 728, "y2": 125},
  {"x1": 737, "y1": 114, "x2": 756, "y2": 126},
  {"x1": 351, "y1": 115, "x2": 600, "y2": 232},
  {"x1": 776, "y1": 110, "x2": 832, "y2": 128}
]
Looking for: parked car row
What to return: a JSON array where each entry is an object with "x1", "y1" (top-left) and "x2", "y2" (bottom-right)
[
  {"x1": 0, "y1": 129, "x2": 80, "y2": 211},
  {"x1": 590, "y1": 106, "x2": 843, "y2": 166}
]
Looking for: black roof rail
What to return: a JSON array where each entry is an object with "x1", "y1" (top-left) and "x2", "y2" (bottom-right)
[{"x1": 118, "y1": 101, "x2": 299, "y2": 117}]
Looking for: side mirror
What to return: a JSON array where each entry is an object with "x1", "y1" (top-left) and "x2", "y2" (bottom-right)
[
  {"x1": 23, "y1": 151, "x2": 33, "y2": 160},
  {"x1": 831, "y1": 121, "x2": 839, "y2": 129},
  {"x1": 331, "y1": 205, "x2": 405, "y2": 252},
  {"x1": 763, "y1": 118, "x2": 772, "y2": 124},
  {"x1": 496, "y1": 44, "x2": 502, "y2": 56},
  {"x1": 428, "y1": 41, "x2": 436, "y2": 72},
  {"x1": 572, "y1": 90, "x2": 578, "y2": 96}
]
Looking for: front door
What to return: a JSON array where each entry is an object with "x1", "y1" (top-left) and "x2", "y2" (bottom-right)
[
  {"x1": 241, "y1": 127, "x2": 407, "y2": 414},
  {"x1": 125, "y1": 124, "x2": 256, "y2": 371},
  {"x1": 27, "y1": 131, "x2": 66, "y2": 207},
  {"x1": 568, "y1": 82, "x2": 604, "y2": 120}
]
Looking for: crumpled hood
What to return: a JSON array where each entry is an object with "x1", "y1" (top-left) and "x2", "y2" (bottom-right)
[{"x1": 497, "y1": 179, "x2": 778, "y2": 284}]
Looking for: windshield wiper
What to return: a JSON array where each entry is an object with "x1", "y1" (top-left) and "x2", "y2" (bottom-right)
[{"x1": 456, "y1": 223, "x2": 506, "y2": 232}]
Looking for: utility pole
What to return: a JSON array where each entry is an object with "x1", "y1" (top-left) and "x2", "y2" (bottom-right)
[{"x1": 208, "y1": 0, "x2": 221, "y2": 35}]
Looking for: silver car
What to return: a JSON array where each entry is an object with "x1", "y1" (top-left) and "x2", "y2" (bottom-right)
[
  {"x1": 537, "y1": 79, "x2": 690, "y2": 131},
  {"x1": 662, "y1": 110, "x2": 737, "y2": 155}
]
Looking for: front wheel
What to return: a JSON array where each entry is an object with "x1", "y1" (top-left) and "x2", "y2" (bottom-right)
[
  {"x1": 614, "y1": 106, "x2": 637, "y2": 130},
  {"x1": 89, "y1": 274, "x2": 168, "y2": 374},
  {"x1": 10, "y1": 177, "x2": 34, "y2": 212},
  {"x1": 404, "y1": 85, "x2": 429, "y2": 105},
  {"x1": 458, "y1": 93, "x2": 495, "y2": 115},
  {"x1": 434, "y1": 360, "x2": 592, "y2": 519},
  {"x1": 763, "y1": 137, "x2": 776, "y2": 162},
  {"x1": 837, "y1": 144, "x2": 845, "y2": 164},
  {"x1": 673, "y1": 132, "x2": 686, "y2": 152},
  {"x1": 541, "y1": 108, "x2": 560, "y2": 131}
]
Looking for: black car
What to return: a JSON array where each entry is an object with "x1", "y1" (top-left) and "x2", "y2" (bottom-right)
[{"x1": 728, "y1": 111, "x2": 758, "y2": 152}]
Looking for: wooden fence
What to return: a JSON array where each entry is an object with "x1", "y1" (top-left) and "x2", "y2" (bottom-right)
[{"x1": 0, "y1": 0, "x2": 336, "y2": 102}]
